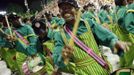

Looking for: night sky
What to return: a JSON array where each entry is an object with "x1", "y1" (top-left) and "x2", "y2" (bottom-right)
[{"x1": 0, "y1": 0, "x2": 24, "y2": 10}]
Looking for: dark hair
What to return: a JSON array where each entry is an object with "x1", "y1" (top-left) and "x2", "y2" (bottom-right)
[
  {"x1": 8, "y1": 13, "x2": 20, "y2": 22},
  {"x1": 114, "y1": 0, "x2": 125, "y2": 6},
  {"x1": 58, "y1": 0, "x2": 79, "y2": 8},
  {"x1": 100, "y1": 5, "x2": 110, "y2": 10},
  {"x1": 83, "y1": 3, "x2": 95, "y2": 10}
]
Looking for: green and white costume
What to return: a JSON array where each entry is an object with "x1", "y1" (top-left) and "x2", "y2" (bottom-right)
[{"x1": 53, "y1": 16, "x2": 118, "y2": 74}]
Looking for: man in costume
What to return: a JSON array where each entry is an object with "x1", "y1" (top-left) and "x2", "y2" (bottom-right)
[
  {"x1": 52, "y1": 0, "x2": 130, "y2": 74},
  {"x1": 0, "y1": 13, "x2": 45, "y2": 75}
]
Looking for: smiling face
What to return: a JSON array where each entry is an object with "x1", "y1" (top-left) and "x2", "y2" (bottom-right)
[{"x1": 59, "y1": 3, "x2": 77, "y2": 23}]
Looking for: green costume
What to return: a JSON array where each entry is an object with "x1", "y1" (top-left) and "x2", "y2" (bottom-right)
[
  {"x1": 42, "y1": 40, "x2": 55, "y2": 75},
  {"x1": 0, "y1": 24, "x2": 39, "y2": 56},
  {"x1": 0, "y1": 28, "x2": 20, "y2": 72},
  {"x1": 109, "y1": 24, "x2": 134, "y2": 67},
  {"x1": 16, "y1": 52, "x2": 27, "y2": 75},
  {"x1": 82, "y1": 11, "x2": 95, "y2": 19},
  {"x1": 117, "y1": 3, "x2": 134, "y2": 34},
  {"x1": 98, "y1": 9, "x2": 111, "y2": 24},
  {"x1": 109, "y1": 3, "x2": 134, "y2": 67},
  {"x1": 117, "y1": 4, "x2": 134, "y2": 67},
  {"x1": 11, "y1": 25, "x2": 39, "y2": 56},
  {"x1": 0, "y1": 48, "x2": 19, "y2": 71},
  {"x1": 43, "y1": 40, "x2": 54, "y2": 52},
  {"x1": 47, "y1": 17, "x2": 65, "y2": 39},
  {"x1": 51, "y1": 17, "x2": 65, "y2": 26},
  {"x1": 82, "y1": 11, "x2": 101, "y2": 24},
  {"x1": 0, "y1": 24, "x2": 40, "y2": 75},
  {"x1": 53, "y1": 16, "x2": 119, "y2": 74}
]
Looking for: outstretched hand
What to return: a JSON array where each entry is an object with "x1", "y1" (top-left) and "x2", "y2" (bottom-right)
[{"x1": 114, "y1": 41, "x2": 132, "y2": 56}]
